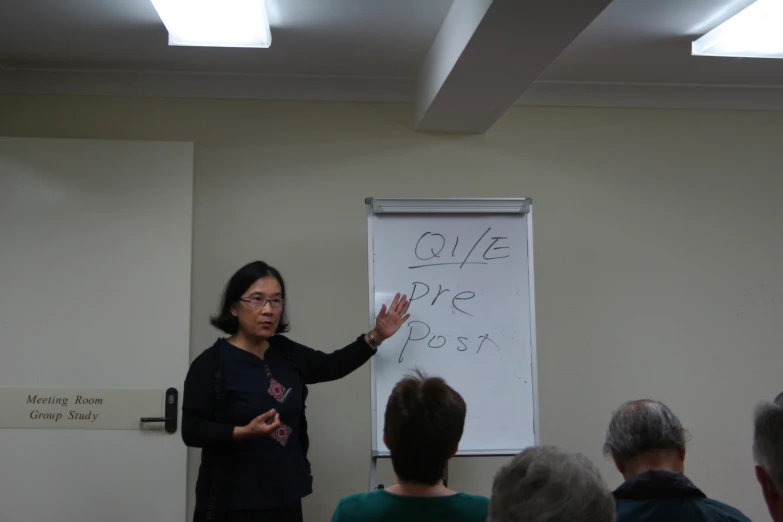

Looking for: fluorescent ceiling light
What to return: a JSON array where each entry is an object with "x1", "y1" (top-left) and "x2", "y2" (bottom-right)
[
  {"x1": 692, "y1": 0, "x2": 783, "y2": 59},
  {"x1": 149, "y1": 0, "x2": 271, "y2": 48}
]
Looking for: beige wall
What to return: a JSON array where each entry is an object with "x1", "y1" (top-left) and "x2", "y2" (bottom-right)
[{"x1": 1, "y1": 95, "x2": 782, "y2": 522}]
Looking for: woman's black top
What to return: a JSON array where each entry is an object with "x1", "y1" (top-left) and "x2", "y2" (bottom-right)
[{"x1": 182, "y1": 334, "x2": 375, "y2": 520}]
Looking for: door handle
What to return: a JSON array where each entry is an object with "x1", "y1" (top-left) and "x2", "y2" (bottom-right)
[{"x1": 140, "y1": 387, "x2": 178, "y2": 434}]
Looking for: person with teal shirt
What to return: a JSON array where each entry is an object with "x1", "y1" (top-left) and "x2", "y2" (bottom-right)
[{"x1": 331, "y1": 370, "x2": 489, "y2": 522}]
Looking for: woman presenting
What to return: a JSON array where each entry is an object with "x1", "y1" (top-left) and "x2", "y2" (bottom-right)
[{"x1": 182, "y1": 261, "x2": 410, "y2": 522}]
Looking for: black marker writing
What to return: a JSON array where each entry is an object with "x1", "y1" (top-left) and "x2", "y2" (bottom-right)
[
  {"x1": 410, "y1": 282, "x2": 430, "y2": 302},
  {"x1": 460, "y1": 227, "x2": 491, "y2": 268},
  {"x1": 408, "y1": 261, "x2": 488, "y2": 269},
  {"x1": 409, "y1": 227, "x2": 507, "y2": 269},
  {"x1": 432, "y1": 285, "x2": 450, "y2": 306},
  {"x1": 399, "y1": 321, "x2": 431, "y2": 363},
  {"x1": 397, "y1": 321, "x2": 502, "y2": 362},
  {"x1": 477, "y1": 334, "x2": 500, "y2": 354},
  {"x1": 451, "y1": 291, "x2": 475, "y2": 317},
  {"x1": 483, "y1": 237, "x2": 510, "y2": 260},
  {"x1": 414, "y1": 233, "x2": 446, "y2": 261},
  {"x1": 407, "y1": 282, "x2": 476, "y2": 317},
  {"x1": 428, "y1": 336, "x2": 447, "y2": 348}
]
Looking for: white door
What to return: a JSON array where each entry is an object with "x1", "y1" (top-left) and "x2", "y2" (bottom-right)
[{"x1": 0, "y1": 137, "x2": 193, "y2": 522}]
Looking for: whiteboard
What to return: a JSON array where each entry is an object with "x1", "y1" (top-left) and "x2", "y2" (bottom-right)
[{"x1": 367, "y1": 198, "x2": 538, "y2": 456}]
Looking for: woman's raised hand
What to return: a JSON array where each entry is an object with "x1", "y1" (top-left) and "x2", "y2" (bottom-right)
[{"x1": 372, "y1": 293, "x2": 411, "y2": 343}]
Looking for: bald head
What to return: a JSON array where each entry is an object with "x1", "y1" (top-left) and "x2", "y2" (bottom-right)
[{"x1": 604, "y1": 400, "x2": 688, "y2": 475}]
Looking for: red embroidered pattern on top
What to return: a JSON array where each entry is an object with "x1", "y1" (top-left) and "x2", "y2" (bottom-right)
[
  {"x1": 267, "y1": 378, "x2": 286, "y2": 401},
  {"x1": 266, "y1": 376, "x2": 291, "y2": 446},
  {"x1": 271, "y1": 423, "x2": 293, "y2": 446}
]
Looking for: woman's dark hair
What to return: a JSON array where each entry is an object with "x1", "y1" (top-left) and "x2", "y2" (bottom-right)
[
  {"x1": 384, "y1": 369, "x2": 466, "y2": 485},
  {"x1": 209, "y1": 261, "x2": 289, "y2": 335}
]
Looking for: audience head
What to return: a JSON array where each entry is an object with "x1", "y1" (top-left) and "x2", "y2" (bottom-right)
[
  {"x1": 383, "y1": 369, "x2": 466, "y2": 485},
  {"x1": 753, "y1": 391, "x2": 783, "y2": 522},
  {"x1": 603, "y1": 399, "x2": 689, "y2": 479},
  {"x1": 489, "y1": 445, "x2": 616, "y2": 522}
]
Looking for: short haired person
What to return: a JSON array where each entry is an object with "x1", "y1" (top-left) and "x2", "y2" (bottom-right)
[
  {"x1": 182, "y1": 261, "x2": 411, "y2": 522},
  {"x1": 330, "y1": 370, "x2": 489, "y2": 522},
  {"x1": 604, "y1": 399, "x2": 750, "y2": 522},
  {"x1": 488, "y1": 445, "x2": 616, "y2": 522},
  {"x1": 753, "y1": 391, "x2": 783, "y2": 522}
]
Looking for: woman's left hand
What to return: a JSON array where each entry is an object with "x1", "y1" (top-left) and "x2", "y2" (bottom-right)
[{"x1": 372, "y1": 292, "x2": 411, "y2": 343}]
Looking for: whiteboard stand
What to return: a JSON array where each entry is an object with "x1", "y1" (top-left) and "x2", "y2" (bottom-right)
[{"x1": 365, "y1": 197, "x2": 539, "y2": 492}]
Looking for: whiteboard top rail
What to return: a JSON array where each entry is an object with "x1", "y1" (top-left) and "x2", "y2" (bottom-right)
[{"x1": 365, "y1": 198, "x2": 531, "y2": 214}]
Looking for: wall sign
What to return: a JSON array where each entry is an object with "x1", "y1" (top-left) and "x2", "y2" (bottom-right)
[{"x1": 0, "y1": 387, "x2": 174, "y2": 431}]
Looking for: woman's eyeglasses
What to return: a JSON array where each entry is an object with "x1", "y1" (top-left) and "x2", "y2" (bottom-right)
[{"x1": 239, "y1": 297, "x2": 286, "y2": 309}]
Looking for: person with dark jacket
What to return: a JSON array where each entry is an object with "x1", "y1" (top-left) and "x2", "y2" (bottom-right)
[
  {"x1": 603, "y1": 399, "x2": 751, "y2": 522},
  {"x1": 182, "y1": 261, "x2": 410, "y2": 522}
]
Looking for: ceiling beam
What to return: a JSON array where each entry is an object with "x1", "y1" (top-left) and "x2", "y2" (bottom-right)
[{"x1": 414, "y1": 0, "x2": 614, "y2": 134}]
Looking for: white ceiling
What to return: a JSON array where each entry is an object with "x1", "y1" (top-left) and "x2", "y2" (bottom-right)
[
  {"x1": 0, "y1": 0, "x2": 453, "y2": 76},
  {"x1": 540, "y1": 0, "x2": 783, "y2": 85},
  {"x1": 1, "y1": 0, "x2": 782, "y2": 131}
]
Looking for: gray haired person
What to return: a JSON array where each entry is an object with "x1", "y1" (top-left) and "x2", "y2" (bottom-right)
[
  {"x1": 488, "y1": 445, "x2": 616, "y2": 522},
  {"x1": 754, "y1": 391, "x2": 783, "y2": 522},
  {"x1": 604, "y1": 399, "x2": 750, "y2": 522}
]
